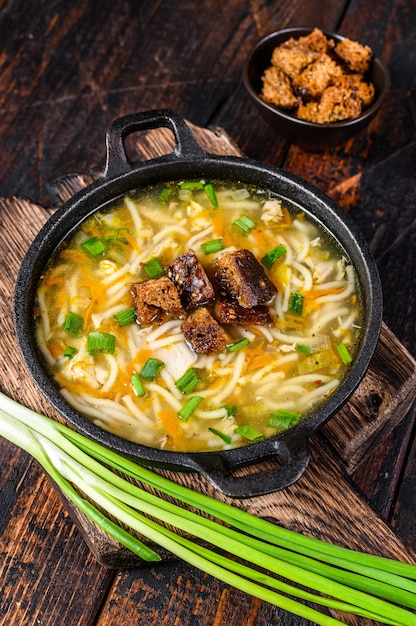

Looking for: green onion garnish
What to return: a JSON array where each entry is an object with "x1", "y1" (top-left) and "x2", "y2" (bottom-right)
[
  {"x1": 63, "y1": 311, "x2": 84, "y2": 337},
  {"x1": 232, "y1": 215, "x2": 256, "y2": 235},
  {"x1": 159, "y1": 187, "x2": 172, "y2": 203},
  {"x1": 208, "y1": 427, "x2": 232, "y2": 445},
  {"x1": 175, "y1": 368, "x2": 200, "y2": 394},
  {"x1": 63, "y1": 346, "x2": 77, "y2": 359},
  {"x1": 225, "y1": 405, "x2": 237, "y2": 417},
  {"x1": 289, "y1": 292, "x2": 305, "y2": 316},
  {"x1": 337, "y1": 343, "x2": 353, "y2": 365},
  {"x1": 261, "y1": 244, "x2": 287, "y2": 269},
  {"x1": 180, "y1": 181, "x2": 204, "y2": 190},
  {"x1": 131, "y1": 373, "x2": 146, "y2": 397},
  {"x1": 235, "y1": 424, "x2": 264, "y2": 442},
  {"x1": 87, "y1": 331, "x2": 116, "y2": 355},
  {"x1": 143, "y1": 257, "x2": 164, "y2": 279},
  {"x1": 140, "y1": 358, "x2": 164, "y2": 381},
  {"x1": 267, "y1": 409, "x2": 301, "y2": 430},
  {"x1": 81, "y1": 236, "x2": 107, "y2": 257},
  {"x1": 203, "y1": 183, "x2": 218, "y2": 208},
  {"x1": 178, "y1": 396, "x2": 203, "y2": 421},
  {"x1": 226, "y1": 338, "x2": 250, "y2": 353},
  {"x1": 2, "y1": 390, "x2": 416, "y2": 626},
  {"x1": 201, "y1": 238, "x2": 224, "y2": 255},
  {"x1": 114, "y1": 307, "x2": 136, "y2": 327},
  {"x1": 296, "y1": 344, "x2": 314, "y2": 355}
]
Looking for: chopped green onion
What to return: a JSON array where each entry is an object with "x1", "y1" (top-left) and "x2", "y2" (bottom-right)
[
  {"x1": 235, "y1": 424, "x2": 264, "y2": 442},
  {"x1": 87, "y1": 331, "x2": 116, "y2": 355},
  {"x1": 201, "y1": 238, "x2": 224, "y2": 255},
  {"x1": 296, "y1": 344, "x2": 314, "y2": 355},
  {"x1": 114, "y1": 306, "x2": 136, "y2": 327},
  {"x1": 208, "y1": 427, "x2": 232, "y2": 445},
  {"x1": 289, "y1": 292, "x2": 305, "y2": 316},
  {"x1": 63, "y1": 311, "x2": 84, "y2": 337},
  {"x1": 225, "y1": 405, "x2": 237, "y2": 417},
  {"x1": 337, "y1": 343, "x2": 353, "y2": 365},
  {"x1": 267, "y1": 409, "x2": 301, "y2": 430},
  {"x1": 204, "y1": 183, "x2": 218, "y2": 208},
  {"x1": 178, "y1": 396, "x2": 203, "y2": 421},
  {"x1": 226, "y1": 338, "x2": 250, "y2": 352},
  {"x1": 143, "y1": 257, "x2": 164, "y2": 278},
  {"x1": 261, "y1": 244, "x2": 287, "y2": 269},
  {"x1": 2, "y1": 390, "x2": 416, "y2": 626},
  {"x1": 81, "y1": 236, "x2": 107, "y2": 257},
  {"x1": 159, "y1": 187, "x2": 172, "y2": 203},
  {"x1": 232, "y1": 215, "x2": 256, "y2": 234},
  {"x1": 131, "y1": 373, "x2": 146, "y2": 397},
  {"x1": 180, "y1": 181, "x2": 204, "y2": 189},
  {"x1": 175, "y1": 368, "x2": 200, "y2": 394},
  {"x1": 140, "y1": 358, "x2": 164, "y2": 381},
  {"x1": 63, "y1": 346, "x2": 77, "y2": 359}
]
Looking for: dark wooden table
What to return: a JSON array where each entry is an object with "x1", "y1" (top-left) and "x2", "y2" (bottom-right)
[{"x1": 1, "y1": 1, "x2": 415, "y2": 625}]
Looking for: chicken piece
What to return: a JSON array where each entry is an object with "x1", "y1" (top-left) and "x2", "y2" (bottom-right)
[
  {"x1": 166, "y1": 249, "x2": 215, "y2": 310},
  {"x1": 181, "y1": 307, "x2": 231, "y2": 354},
  {"x1": 131, "y1": 276, "x2": 184, "y2": 325},
  {"x1": 292, "y1": 53, "x2": 342, "y2": 100},
  {"x1": 212, "y1": 249, "x2": 277, "y2": 308},
  {"x1": 214, "y1": 295, "x2": 273, "y2": 326},
  {"x1": 261, "y1": 66, "x2": 298, "y2": 109},
  {"x1": 335, "y1": 38, "x2": 373, "y2": 73}
]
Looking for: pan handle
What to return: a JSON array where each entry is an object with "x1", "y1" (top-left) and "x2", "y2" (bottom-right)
[
  {"x1": 103, "y1": 109, "x2": 208, "y2": 179},
  {"x1": 189, "y1": 436, "x2": 310, "y2": 498}
]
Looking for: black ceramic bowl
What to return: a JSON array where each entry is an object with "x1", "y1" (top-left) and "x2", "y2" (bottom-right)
[
  {"x1": 14, "y1": 110, "x2": 383, "y2": 498},
  {"x1": 243, "y1": 27, "x2": 390, "y2": 150}
]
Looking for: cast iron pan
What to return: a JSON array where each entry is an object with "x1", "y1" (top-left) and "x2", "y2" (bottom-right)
[{"x1": 14, "y1": 109, "x2": 383, "y2": 498}]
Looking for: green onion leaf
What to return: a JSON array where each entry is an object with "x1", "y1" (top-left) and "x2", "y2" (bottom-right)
[
  {"x1": 225, "y1": 405, "x2": 237, "y2": 417},
  {"x1": 178, "y1": 396, "x2": 203, "y2": 421},
  {"x1": 63, "y1": 346, "x2": 77, "y2": 359},
  {"x1": 267, "y1": 409, "x2": 301, "y2": 430},
  {"x1": 289, "y1": 292, "x2": 304, "y2": 316},
  {"x1": 159, "y1": 187, "x2": 172, "y2": 203},
  {"x1": 114, "y1": 307, "x2": 136, "y2": 327},
  {"x1": 140, "y1": 358, "x2": 164, "y2": 381},
  {"x1": 63, "y1": 311, "x2": 84, "y2": 337},
  {"x1": 201, "y1": 238, "x2": 225, "y2": 255},
  {"x1": 226, "y1": 338, "x2": 250, "y2": 353},
  {"x1": 337, "y1": 343, "x2": 353, "y2": 365},
  {"x1": 87, "y1": 331, "x2": 116, "y2": 355},
  {"x1": 131, "y1": 373, "x2": 146, "y2": 397},
  {"x1": 261, "y1": 244, "x2": 287, "y2": 269},
  {"x1": 81, "y1": 236, "x2": 107, "y2": 257},
  {"x1": 143, "y1": 257, "x2": 164, "y2": 279},
  {"x1": 175, "y1": 368, "x2": 200, "y2": 394},
  {"x1": 180, "y1": 181, "x2": 204, "y2": 190},
  {"x1": 204, "y1": 183, "x2": 218, "y2": 208},
  {"x1": 232, "y1": 215, "x2": 256, "y2": 235},
  {"x1": 235, "y1": 424, "x2": 264, "y2": 442},
  {"x1": 296, "y1": 344, "x2": 314, "y2": 355},
  {"x1": 208, "y1": 427, "x2": 232, "y2": 445}
]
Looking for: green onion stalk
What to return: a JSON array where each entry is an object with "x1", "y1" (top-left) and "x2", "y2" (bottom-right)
[{"x1": 1, "y1": 390, "x2": 416, "y2": 625}]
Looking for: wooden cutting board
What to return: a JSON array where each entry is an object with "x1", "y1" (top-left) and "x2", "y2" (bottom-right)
[{"x1": 1, "y1": 122, "x2": 416, "y2": 575}]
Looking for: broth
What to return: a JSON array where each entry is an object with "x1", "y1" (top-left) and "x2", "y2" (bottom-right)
[{"x1": 35, "y1": 180, "x2": 362, "y2": 452}]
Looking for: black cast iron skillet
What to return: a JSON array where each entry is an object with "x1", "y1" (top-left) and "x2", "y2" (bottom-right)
[{"x1": 14, "y1": 109, "x2": 383, "y2": 498}]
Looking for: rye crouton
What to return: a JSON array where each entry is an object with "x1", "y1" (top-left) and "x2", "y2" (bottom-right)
[
  {"x1": 181, "y1": 307, "x2": 231, "y2": 354},
  {"x1": 131, "y1": 276, "x2": 184, "y2": 325},
  {"x1": 166, "y1": 249, "x2": 214, "y2": 310},
  {"x1": 214, "y1": 295, "x2": 273, "y2": 326},
  {"x1": 335, "y1": 38, "x2": 373, "y2": 73},
  {"x1": 212, "y1": 249, "x2": 277, "y2": 308},
  {"x1": 261, "y1": 65, "x2": 298, "y2": 109}
]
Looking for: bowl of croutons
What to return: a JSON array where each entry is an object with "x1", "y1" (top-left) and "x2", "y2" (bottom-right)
[{"x1": 243, "y1": 27, "x2": 390, "y2": 150}]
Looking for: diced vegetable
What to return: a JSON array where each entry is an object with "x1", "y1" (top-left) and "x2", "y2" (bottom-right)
[
  {"x1": 289, "y1": 292, "x2": 305, "y2": 316},
  {"x1": 337, "y1": 343, "x2": 353, "y2": 365},
  {"x1": 261, "y1": 244, "x2": 287, "y2": 269},
  {"x1": 208, "y1": 427, "x2": 232, "y2": 445},
  {"x1": 203, "y1": 183, "x2": 218, "y2": 208},
  {"x1": 296, "y1": 344, "x2": 314, "y2": 355},
  {"x1": 143, "y1": 257, "x2": 164, "y2": 278},
  {"x1": 178, "y1": 396, "x2": 203, "y2": 421},
  {"x1": 87, "y1": 331, "x2": 116, "y2": 355},
  {"x1": 232, "y1": 215, "x2": 256, "y2": 234},
  {"x1": 131, "y1": 373, "x2": 146, "y2": 397},
  {"x1": 175, "y1": 368, "x2": 201, "y2": 394},
  {"x1": 267, "y1": 409, "x2": 301, "y2": 430},
  {"x1": 140, "y1": 358, "x2": 165, "y2": 381},
  {"x1": 114, "y1": 307, "x2": 136, "y2": 327},
  {"x1": 225, "y1": 405, "x2": 237, "y2": 417},
  {"x1": 63, "y1": 346, "x2": 77, "y2": 359},
  {"x1": 226, "y1": 338, "x2": 250, "y2": 353},
  {"x1": 235, "y1": 424, "x2": 264, "y2": 442},
  {"x1": 201, "y1": 238, "x2": 224, "y2": 255},
  {"x1": 180, "y1": 181, "x2": 204, "y2": 190},
  {"x1": 63, "y1": 311, "x2": 84, "y2": 337},
  {"x1": 81, "y1": 236, "x2": 107, "y2": 257}
]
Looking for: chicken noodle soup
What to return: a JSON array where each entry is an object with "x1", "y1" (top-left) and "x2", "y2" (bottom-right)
[{"x1": 35, "y1": 180, "x2": 362, "y2": 452}]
